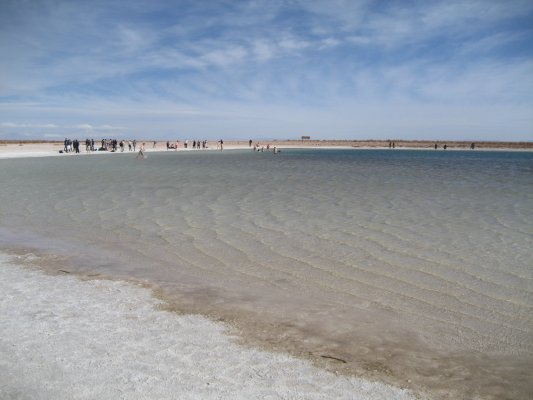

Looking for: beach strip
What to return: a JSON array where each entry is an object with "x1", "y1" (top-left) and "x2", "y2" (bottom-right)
[{"x1": 1, "y1": 140, "x2": 532, "y2": 159}]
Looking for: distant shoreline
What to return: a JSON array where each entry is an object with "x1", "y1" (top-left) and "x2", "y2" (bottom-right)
[{"x1": 1, "y1": 139, "x2": 532, "y2": 150}]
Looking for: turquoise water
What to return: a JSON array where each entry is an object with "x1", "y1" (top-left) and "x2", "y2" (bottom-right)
[{"x1": 1, "y1": 149, "x2": 532, "y2": 398}]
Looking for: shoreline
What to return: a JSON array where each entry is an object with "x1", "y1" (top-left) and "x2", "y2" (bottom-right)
[
  {"x1": 0, "y1": 249, "x2": 418, "y2": 400},
  {"x1": 0, "y1": 140, "x2": 532, "y2": 160}
]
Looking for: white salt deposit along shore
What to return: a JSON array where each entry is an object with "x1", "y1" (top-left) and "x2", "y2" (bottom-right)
[{"x1": 0, "y1": 255, "x2": 418, "y2": 400}]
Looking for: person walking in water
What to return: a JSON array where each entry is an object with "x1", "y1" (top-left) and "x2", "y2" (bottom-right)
[{"x1": 136, "y1": 142, "x2": 146, "y2": 159}]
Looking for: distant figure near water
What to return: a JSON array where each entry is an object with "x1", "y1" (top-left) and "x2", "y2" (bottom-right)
[
  {"x1": 136, "y1": 142, "x2": 146, "y2": 159},
  {"x1": 471, "y1": 142, "x2": 475, "y2": 150}
]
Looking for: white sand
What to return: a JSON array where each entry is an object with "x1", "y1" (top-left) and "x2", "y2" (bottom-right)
[
  {"x1": 1, "y1": 142, "x2": 528, "y2": 159},
  {"x1": 0, "y1": 142, "x2": 352, "y2": 159},
  {"x1": 0, "y1": 254, "x2": 417, "y2": 400}
]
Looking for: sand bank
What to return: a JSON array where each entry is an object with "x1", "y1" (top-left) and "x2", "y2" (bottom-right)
[
  {"x1": 1, "y1": 139, "x2": 531, "y2": 159},
  {"x1": 0, "y1": 252, "x2": 418, "y2": 400}
]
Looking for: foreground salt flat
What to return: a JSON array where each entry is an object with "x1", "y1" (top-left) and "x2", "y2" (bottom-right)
[{"x1": 0, "y1": 255, "x2": 417, "y2": 400}]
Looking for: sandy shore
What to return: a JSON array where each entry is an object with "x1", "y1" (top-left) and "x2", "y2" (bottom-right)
[
  {"x1": 0, "y1": 139, "x2": 531, "y2": 159},
  {"x1": 0, "y1": 251, "x2": 417, "y2": 400}
]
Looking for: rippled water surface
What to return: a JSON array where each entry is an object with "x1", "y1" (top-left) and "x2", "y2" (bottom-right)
[{"x1": 1, "y1": 149, "x2": 532, "y2": 399}]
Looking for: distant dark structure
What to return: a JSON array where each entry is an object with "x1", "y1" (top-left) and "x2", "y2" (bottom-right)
[{"x1": 301, "y1": 136, "x2": 310, "y2": 142}]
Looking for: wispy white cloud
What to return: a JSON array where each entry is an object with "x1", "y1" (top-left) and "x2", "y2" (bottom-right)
[
  {"x1": 1, "y1": 121, "x2": 126, "y2": 130},
  {"x1": 1, "y1": 122, "x2": 58, "y2": 128},
  {"x1": 73, "y1": 124, "x2": 126, "y2": 130},
  {"x1": 201, "y1": 46, "x2": 248, "y2": 67},
  {"x1": 251, "y1": 40, "x2": 275, "y2": 62},
  {"x1": 278, "y1": 37, "x2": 311, "y2": 52}
]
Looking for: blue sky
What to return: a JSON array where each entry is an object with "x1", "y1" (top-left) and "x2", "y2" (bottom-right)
[{"x1": 1, "y1": 0, "x2": 532, "y2": 140}]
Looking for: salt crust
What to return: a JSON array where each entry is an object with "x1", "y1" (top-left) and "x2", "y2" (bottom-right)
[{"x1": 0, "y1": 257, "x2": 416, "y2": 400}]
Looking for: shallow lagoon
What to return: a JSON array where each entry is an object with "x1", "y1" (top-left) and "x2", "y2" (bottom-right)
[{"x1": 1, "y1": 149, "x2": 532, "y2": 399}]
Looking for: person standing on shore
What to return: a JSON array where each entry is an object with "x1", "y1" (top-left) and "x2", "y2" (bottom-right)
[{"x1": 136, "y1": 142, "x2": 146, "y2": 159}]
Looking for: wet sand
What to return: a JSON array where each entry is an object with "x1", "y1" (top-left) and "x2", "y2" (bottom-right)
[{"x1": 0, "y1": 251, "x2": 417, "y2": 400}]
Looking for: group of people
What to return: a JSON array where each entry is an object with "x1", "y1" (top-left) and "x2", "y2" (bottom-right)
[
  {"x1": 63, "y1": 138, "x2": 140, "y2": 153},
  {"x1": 63, "y1": 138, "x2": 81, "y2": 153},
  {"x1": 167, "y1": 140, "x2": 209, "y2": 150},
  {"x1": 186, "y1": 140, "x2": 209, "y2": 149},
  {"x1": 99, "y1": 139, "x2": 138, "y2": 152},
  {"x1": 62, "y1": 138, "x2": 283, "y2": 158},
  {"x1": 250, "y1": 141, "x2": 279, "y2": 154},
  {"x1": 387, "y1": 141, "x2": 476, "y2": 150},
  {"x1": 164, "y1": 140, "x2": 226, "y2": 150}
]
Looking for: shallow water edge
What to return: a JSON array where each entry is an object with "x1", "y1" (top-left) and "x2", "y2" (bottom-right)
[
  {"x1": 1, "y1": 250, "x2": 421, "y2": 400},
  {"x1": 2, "y1": 242, "x2": 531, "y2": 400}
]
